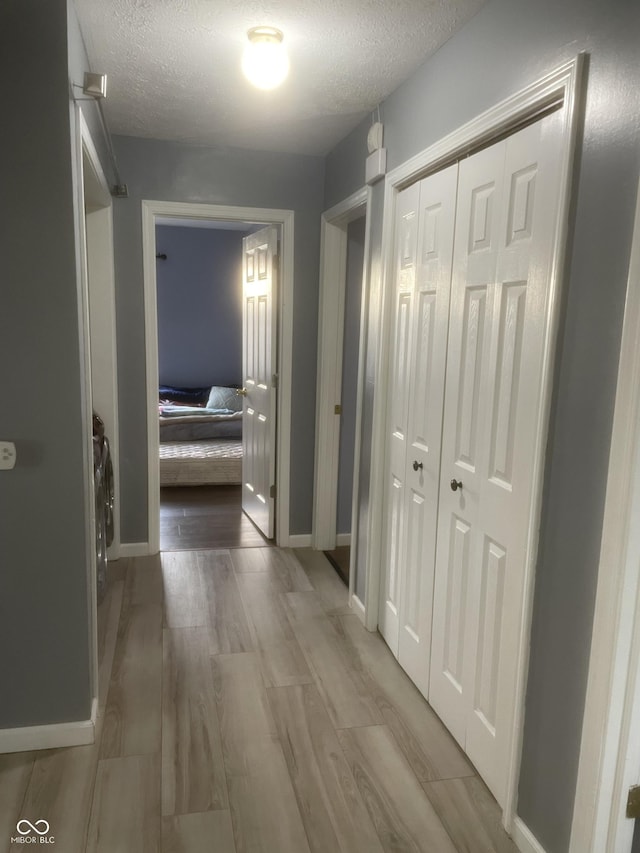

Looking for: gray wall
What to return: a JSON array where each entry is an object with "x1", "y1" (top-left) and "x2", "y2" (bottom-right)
[
  {"x1": 156, "y1": 225, "x2": 246, "y2": 389},
  {"x1": 113, "y1": 136, "x2": 325, "y2": 542},
  {"x1": 0, "y1": 0, "x2": 94, "y2": 727},
  {"x1": 324, "y1": 1, "x2": 640, "y2": 851},
  {"x1": 336, "y1": 216, "x2": 366, "y2": 535}
]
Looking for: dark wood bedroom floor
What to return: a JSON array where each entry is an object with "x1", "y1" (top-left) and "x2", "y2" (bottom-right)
[{"x1": 160, "y1": 485, "x2": 271, "y2": 551}]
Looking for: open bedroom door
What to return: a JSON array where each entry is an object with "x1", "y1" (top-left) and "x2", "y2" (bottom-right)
[{"x1": 240, "y1": 226, "x2": 278, "y2": 538}]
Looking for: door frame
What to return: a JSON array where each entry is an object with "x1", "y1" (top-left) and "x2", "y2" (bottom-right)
[
  {"x1": 312, "y1": 186, "x2": 371, "y2": 610},
  {"x1": 569, "y1": 176, "x2": 640, "y2": 853},
  {"x1": 141, "y1": 200, "x2": 294, "y2": 551},
  {"x1": 363, "y1": 55, "x2": 584, "y2": 832},
  {"x1": 74, "y1": 107, "x2": 119, "y2": 713}
]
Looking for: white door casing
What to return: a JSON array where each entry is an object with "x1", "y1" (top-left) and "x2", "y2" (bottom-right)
[
  {"x1": 141, "y1": 201, "x2": 294, "y2": 553},
  {"x1": 429, "y1": 112, "x2": 564, "y2": 806},
  {"x1": 242, "y1": 226, "x2": 278, "y2": 539}
]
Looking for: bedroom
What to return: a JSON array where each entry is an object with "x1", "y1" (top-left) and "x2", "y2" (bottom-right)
[{"x1": 155, "y1": 218, "x2": 269, "y2": 549}]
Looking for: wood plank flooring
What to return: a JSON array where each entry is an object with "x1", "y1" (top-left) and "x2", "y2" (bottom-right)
[
  {"x1": 0, "y1": 547, "x2": 518, "y2": 853},
  {"x1": 160, "y1": 485, "x2": 270, "y2": 550}
]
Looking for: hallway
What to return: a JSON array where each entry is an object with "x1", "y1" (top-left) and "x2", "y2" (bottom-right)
[{"x1": 0, "y1": 548, "x2": 517, "y2": 852}]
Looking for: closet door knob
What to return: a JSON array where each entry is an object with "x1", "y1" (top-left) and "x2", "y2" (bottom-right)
[
  {"x1": 412, "y1": 460, "x2": 423, "y2": 471},
  {"x1": 450, "y1": 479, "x2": 463, "y2": 492}
]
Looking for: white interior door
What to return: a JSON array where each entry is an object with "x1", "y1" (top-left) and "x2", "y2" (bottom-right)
[
  {"x1": 242, "y1": 226, "x2": 278, "y2": 538},
  {"x1": 379, "y1": 183, "x2": 419, "y2": 655},
  {"x1": 397, "y1": 165, "x2": 458, "y2": 696},
  {"x1": 429, "y1": 112, "x2": 563, "y2": 805},
  {"x1": 379, "y1": 165, "x2": 458, "y2": 697}
]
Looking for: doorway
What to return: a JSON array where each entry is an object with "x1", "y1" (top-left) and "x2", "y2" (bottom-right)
[
  {"x1": 323, "y1": 215, "x2": 366, "y2": 584},
  {"x1": 141, "y1": 201, "x2": 295, "y2": 554},
  {"x1": 153, "y1": 218, "x2": 269, "y2": 551},
  {"x1": 313, "y1": 188, "x2": 371, "y2": 604}
]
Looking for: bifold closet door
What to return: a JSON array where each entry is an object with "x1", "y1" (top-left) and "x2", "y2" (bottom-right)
[
  {"x1": 428, "y1": 112, "x2": 563, "y2": 806},
  {"x1": 379, "y1": 165, "x2": 457, "y2": 697}
]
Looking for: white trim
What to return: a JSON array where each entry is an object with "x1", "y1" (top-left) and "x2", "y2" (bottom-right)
[
  {"x1": 84, "y1": 202, "x2": 121, "y2": 561},
  {"x1": 350, "y1": 593, "x2": 366, "y2": 625},
  {"x1": 73, "y1": 107, "x2": 104, "y2": 725},
  {"x1": 142, "y1": 201, "x2": 294, "y2": 552},
  {"x1": 349, "y1": 195, "x2": 374, "y2": 610},
  {"x1": 118, "y1": 542, "x2": 152, "y2": 558},
  {"x1": 287, "y1": 534, "x2": 312, "y2": 548},
  {"x1": 512, "y1": 817, "x2": 547, "y2": 853},
  {"x1": 570, "y1": 176, "x2": 640, "y2": 853},
  {"x1": 336, "y1": 533, "x2": 351, "y2": 547},
  {"x1": 363, "y1": 56, "x2": 584, "y2": 826},
  {"x1": 0, "y1": 700, "x2": 97, "y2": 754},
  {"x1": 313, "y1": 187, "x2": 370, "y2": 551}
]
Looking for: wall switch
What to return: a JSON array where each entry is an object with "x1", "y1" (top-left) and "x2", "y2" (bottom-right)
[{"x1": 0, "y1": 442, "x2": 17, "y2": 470}]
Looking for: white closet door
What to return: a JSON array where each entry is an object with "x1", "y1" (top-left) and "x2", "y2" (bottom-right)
[
  {"x1": 428, "y1": 141, "x2": 506, "y2": 746},
  {"x1": 397, "y1": 164, "x2": 458, "y2": 697},
  {"x1": 429, "y1": 112, "x2": 563, "y2": 805},
  {"x1": 379, "y1": 183, "x2": 419, "y2": 655}
]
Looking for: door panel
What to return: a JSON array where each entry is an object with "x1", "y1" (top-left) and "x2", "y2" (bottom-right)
[
  {"x1": 465, "y1": 112, "x2": 563, "y2": 802},
  {"x1": 242, "y1": 227, "x2": 278, "y2": 539},
  {"x1": 397, "y1": 165, "x2": 458, "y2": 696},
  {"x1": 429, "y1": 139, "x2": 505, "y2": 756},
  {"x1": 380, "y1": 165, "x2": 458, "y2": 691},
  {"x1": 379, "y1": 184, "x2": 419, "y2": 653}
]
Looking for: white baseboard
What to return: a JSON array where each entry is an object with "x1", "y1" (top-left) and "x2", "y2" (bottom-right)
[
  {"x1": 512, "y1": 817, "x2": 547, "y2": 853},
  {"x1": 0, "y1": 698, "x2": 98, "y2": 754},
  {"x1": 351, "y1": 594, "x2": 366, "y2": 624},
  {"x1": 118, "y1": 542, "x2": 152, "y2": 557},
  {"x1": 336, "y1": 533, "x2": 351, "y2": 547},
  {"x1": 287, "y1": 534, "x2": 312, "y2": 548}
]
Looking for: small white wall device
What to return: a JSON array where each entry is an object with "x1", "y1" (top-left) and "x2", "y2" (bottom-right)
[{"x1": 366, "y1": 120, "x2": 387, "y2": 185}]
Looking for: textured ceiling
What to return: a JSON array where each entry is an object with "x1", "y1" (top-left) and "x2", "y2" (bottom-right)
[{"x1": 74, "y1": 0, "x2": 485, "y2": 157}]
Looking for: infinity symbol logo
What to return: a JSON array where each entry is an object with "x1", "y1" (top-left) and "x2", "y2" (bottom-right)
[{"x1": 16, "y1": 819, "x2": 50, "y2": 836}]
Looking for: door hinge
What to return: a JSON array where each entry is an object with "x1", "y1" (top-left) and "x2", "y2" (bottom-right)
[
  {"x1": 272, "y1": 373, "x2": 279, "y2": 389},
  {"x1": 270, "y1": 484, "x2": 277, "y2": 499},
  {"x1": 626, "y1": 785, "x2": 640, "y2": 819},
  {"x1": 334, "y1": 404, "x2": 342, "y2": 415}
]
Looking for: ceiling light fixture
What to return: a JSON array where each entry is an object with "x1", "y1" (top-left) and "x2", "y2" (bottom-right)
[{"x1": 242, "y1": 27, "x2": 289, "y2": 90}]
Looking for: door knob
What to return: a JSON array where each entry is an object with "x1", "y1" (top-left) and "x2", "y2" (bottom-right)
[
  {"x1": 412, "y1": 460, "x2": 423, "y2": 471},
  {"x1": 236, "y1": 388, "x2": 248, "y2": 397},
  {"x1": 450, "y1": 478, "x2": 463, "y2": 491}
]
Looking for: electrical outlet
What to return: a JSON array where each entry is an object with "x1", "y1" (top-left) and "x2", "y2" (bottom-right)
[{"x1": 0, "y1": 441, "x2": 17, "y2": 470}]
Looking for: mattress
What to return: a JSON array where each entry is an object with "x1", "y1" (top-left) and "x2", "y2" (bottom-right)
[{"x1": 160, "y1": 438, "x2": 242, "y2": 486}]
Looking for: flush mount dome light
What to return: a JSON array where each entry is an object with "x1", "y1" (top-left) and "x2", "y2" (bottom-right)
[{"x1": 242, "y1": 26, "x2": 289, "y2": 90}]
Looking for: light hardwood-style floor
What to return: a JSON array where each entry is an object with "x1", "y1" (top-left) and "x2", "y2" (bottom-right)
[{"x1": 0, "y1": 547, "x2": 519, "y2": 853}]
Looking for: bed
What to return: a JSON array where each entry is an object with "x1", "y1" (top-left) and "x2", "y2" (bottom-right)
[{"x1": 159, "y1": 385, "x2": 243, "y2": 486}]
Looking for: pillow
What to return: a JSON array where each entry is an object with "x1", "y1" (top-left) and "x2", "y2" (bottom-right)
[{"x1": 206, "y1": 385, "x2": 243, "y2": 413}]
